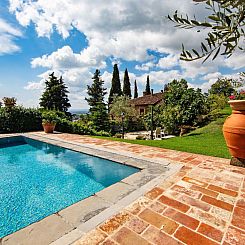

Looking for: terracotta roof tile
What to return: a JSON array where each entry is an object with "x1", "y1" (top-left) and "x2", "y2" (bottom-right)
[{"x1": 130, "y1": 92, "x2": 163, "y2": 106}]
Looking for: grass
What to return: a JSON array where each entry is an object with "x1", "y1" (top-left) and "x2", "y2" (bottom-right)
[{"x1": 94, "y1": 106, "x2": 232, "y2": 159}]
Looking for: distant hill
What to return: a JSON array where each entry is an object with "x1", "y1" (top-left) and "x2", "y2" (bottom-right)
[{"x1": 69, "y1": 109, "x2": 89, "y2": 115}]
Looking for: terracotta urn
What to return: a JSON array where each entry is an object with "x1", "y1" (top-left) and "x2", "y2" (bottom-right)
[
  {"x1": 223, "y1": 100, "x2": 245, "y2": 160},
  {"x1": 42, "y1": 123, "x2": 56, "y2": 133}
]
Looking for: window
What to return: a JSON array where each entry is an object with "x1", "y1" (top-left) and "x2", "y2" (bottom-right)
[{"x1": 140, "y1": 108, "x2": 145, "y2": 114}]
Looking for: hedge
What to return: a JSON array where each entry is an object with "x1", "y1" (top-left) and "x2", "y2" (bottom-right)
[
  {"x1": 0, "y1": 107, "x2": 42, "y2": 133},
  {"x1": 0, "y1": 107, "x2": 110, "y2": 136}
]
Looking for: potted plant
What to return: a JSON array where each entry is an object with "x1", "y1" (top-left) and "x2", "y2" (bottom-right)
[
  {"x1": 223, "y1": 75, "x2": 245, "y2": 166},
  {"x1": 2, "y1": 97, "x2": 17, "y2": 108},
  {"x1": 42, "y1": 111, "x2": 59, "y2": 133}
]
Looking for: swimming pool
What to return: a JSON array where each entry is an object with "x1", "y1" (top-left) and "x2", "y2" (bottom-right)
[{"x1": 0, "y1": 136, "x2": 139, "y2": 238}]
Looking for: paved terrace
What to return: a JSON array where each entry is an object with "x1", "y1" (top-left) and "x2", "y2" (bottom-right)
[
  {"x1": 2, "y1": 132, "x2": 244, "y2": 245},
  {"x1": 29, "y1": 132, "x2": 245, "y2": 245}
]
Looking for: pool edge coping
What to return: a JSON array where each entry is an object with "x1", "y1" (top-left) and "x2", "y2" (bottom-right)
[{"x1": 0, "y1": 133, "x2": 183, "y2": 245}]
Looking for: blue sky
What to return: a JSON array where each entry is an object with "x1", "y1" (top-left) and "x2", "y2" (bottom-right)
[{"x1": 0, "y1": 0, "x2": 244, "y2": 109}]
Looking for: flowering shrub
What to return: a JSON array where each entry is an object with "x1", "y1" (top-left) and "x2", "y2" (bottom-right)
[
  {"x1": 229, "y1": 90, "x2": 245, "y2": 100},
  {"x1": 229, "y1": 95, "x2": 236, "y2": 100}
]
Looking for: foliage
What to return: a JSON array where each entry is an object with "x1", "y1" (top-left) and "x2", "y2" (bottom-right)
[
  {"x1": 168, "y1": 0, "x2": 245, "y2": 62},
  {"x1": 162, "y1": 79, "x2": 209, "y2": 135},
  {"x1": 122, "y1": 68, "x2": 132, "y2": 98},
  {"x1": 144, "y1": 105, "x2": 165, "y2": 130},
  {"x1": 114, "y1": 133, "x2": 123, "y2": 138},
  {"x1": 145, "y1": 75, "x2": 151, "y2": 95},
  {"x1": 109, "y1": 64, "x2": 122, "y2": 103},
  {"x1": 90, "y1": 103, "x2": 110, "y2": 131},
  {"x1": 230, "y1": 90, "x2": 245, "y2": 100},
  {"x1": 110, "y1": 95, "x2": 138, "y2": 120},
  {"x1": 134, "y1": 80, "x2": 138, "y2": 98},
  {"x1": 85, "y1": 69, "x2": 107, "y2": 109},
  {"x1": 110, "y1": 95, "x2": 144, "y2": 132},
  {"x1": 207, "y1": 93, "x2": 228, "y2": 113},
  {"x1": 209, "y1": 78, "x2": 235, "y2": 96},
  {"x1": 230, "y1": 72, "x2": 245, "y2": 99},
  {"x1": 85, "y1": 69, "x2": 109, "y2": 131},
  {"x1": 0, "y1": 107, "x2": 42, "y2": 133},
  {"x1": 0, "y1": 103, "x2": 110, "y2": 136},
  {"x1": 40, "y1": 73, "x2": 71, "y2": 112},
  {"x1": 96, "y1": 106, "x2": 231, "y2": 159},
  {"x1": 41, "y1": 110, "x2": 60, "y2": 125},
  {"x1": 55, "y1": 117, "x2": 110, "y2": 137},
  {"x1": 2, "y1": 97, "x2": 17, "y2": 108}
]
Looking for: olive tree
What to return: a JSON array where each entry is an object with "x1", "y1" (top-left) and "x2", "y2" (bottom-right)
[{"x1": 168, "y1": 0, "x2": 245, "y2": 62}]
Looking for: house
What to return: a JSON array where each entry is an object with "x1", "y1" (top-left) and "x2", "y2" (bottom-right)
[{"x1": 130, "y1": 89, "x2": 164, "y2": 114}]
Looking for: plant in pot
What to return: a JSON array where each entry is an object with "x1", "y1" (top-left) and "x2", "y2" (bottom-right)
[
  {"x1": 42, "y1": 111, "x2": 59, "y2": 133},
  {"x1": 223, "y1": 74, "x2": 245, "y2": 167}
]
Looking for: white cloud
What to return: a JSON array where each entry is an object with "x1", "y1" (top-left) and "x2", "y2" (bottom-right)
[
  {"x1": 0, "y1": 18, "x2": 22, "y2": 55},
  {"x1": 157, "y1": 54, "x2": 179, "y2": 69},
  {"x1": 135, "y1": 61, "x2": 155, "y2": 71},
  {"x1": 189, "y1": 72, "x2": 222, "y2": 92},
  {"x1": 9, "y1": 0, "x2": 245, "y2": 107},
  {"x1": 9, "y1": 0, "x2": 209, "y2": 63},
  {"x1": 224, "y1": 51, "x2": 245, "y2": 70}
]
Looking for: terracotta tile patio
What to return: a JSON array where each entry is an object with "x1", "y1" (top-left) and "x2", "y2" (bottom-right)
[{"x1": 34, "y1": 133, "x2": 245, "y2": 245}]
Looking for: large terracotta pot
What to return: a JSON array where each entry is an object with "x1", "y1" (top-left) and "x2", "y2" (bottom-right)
[
  {"x1": 42, "y1": 123, "x2": 56, "y2": 133},
  {"x1": 223, "y1": 100, "x2": 245, "y2": 159}
]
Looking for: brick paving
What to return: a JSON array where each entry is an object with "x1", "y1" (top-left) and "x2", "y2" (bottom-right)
[{"x1": 34, "y1": 133, "x2": 245, "y2": 245}]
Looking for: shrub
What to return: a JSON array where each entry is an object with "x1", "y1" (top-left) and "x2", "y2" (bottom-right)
[
  {"x1": 0, "y1": 106, "x2": 111, "y2": 136},
  {"x1": 0, "y1": 107, "x2": 42, "y2": 133},
  {"x1": 162, "y1": 79, "x2": 208, "y2": 135},
  {"x1": 114, "y1": 133, "x2": 123, "y2": 138},
  {"x1": 41, "y1": 110, "x2": 60, "y2": 124},
  {"x1": 56, "y1": 118, "x2": 111, "y2": 137}
]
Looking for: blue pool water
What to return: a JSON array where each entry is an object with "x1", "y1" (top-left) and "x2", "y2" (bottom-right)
[{"x1": 0, "y1": 137, "x2": 139, "y2": 238}]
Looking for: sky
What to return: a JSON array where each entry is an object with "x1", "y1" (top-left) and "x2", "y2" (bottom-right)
[{"x1": 0, "y1": 0, "x2": 244, "y2": 109}]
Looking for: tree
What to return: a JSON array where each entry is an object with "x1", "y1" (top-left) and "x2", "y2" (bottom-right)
[
  {"x1": 40, "y1": 73, "x2": 71, "y2": 112},
  {"x1": 86, "y1": 69, "x2": 107, "y2": 111},
  {"x1": 109, "y1": 95, "x2": 141, "y2": 132},
  {"x1": 85, "y1": 69, "x2": 109, "y2": 131},
  {"x1": 122, "y1": 68, "x2": 131, "y2": 98},
  {"x1": 134, "y1": 80, "x2": 138, "y2": 98},
  {"x1": 2, "y1": 97, "x2": 17, "y2": 108},
  {"x1": 168, "y1": 0, "x2": 245, "y2": 62},
  {"x1": 110, "y1": 96, "x2": 137, "y2": 119},
  {"x1": 145, "y1": 75, "x2": 151, "y2": 95},
  {"x1": 209, "y1": 78, "x2": 235, "y2": 96},
  {"x1": 162, "y1": 79, "x2": 208, "y2": 135},
  {"x1": 109, "y1": 64, "x2": 122, "y2": 103}
]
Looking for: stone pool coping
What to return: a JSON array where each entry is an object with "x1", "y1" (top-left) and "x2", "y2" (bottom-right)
[{"x1": 0, "y1": 133, "x2": 183, "y2": 245}]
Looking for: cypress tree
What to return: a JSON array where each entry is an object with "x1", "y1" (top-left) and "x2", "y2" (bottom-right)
[
  {"x1": 109, "y1": 64, "x2": 122, "y2": 103},
  {"x1": 40, "y1": 72, "x2": 71, "y2": 112},
  {"x1": 145, "y1": 75, "x2": 151, "y2": 95},
  {"x1": 122, "y1": 68, "x2": 131, "y2": 98},
  {"x1": 85, "y1": 69, "x2": 109, "y2": 131},
  {"x1": 86, "y1": 69, "x2": 107, "y2": 111},
  {"x1": 134, "y1": 80, "x2": 138, "y2": 98}
]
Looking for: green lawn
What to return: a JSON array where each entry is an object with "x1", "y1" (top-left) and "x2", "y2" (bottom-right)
[{"x1": 95, "y1": 107, "x2": 232, "y2": 159}]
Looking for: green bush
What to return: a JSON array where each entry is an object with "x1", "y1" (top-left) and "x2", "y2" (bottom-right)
[
  {"x1": 41, "y1": 110, "x2": 60, "y2": 124},
  {"x1": 0, "y1": 107, "x2": 42, "y2": 133},
  {"x1": 114, "y1": 133, "x2": 123, "y2": 138},
  {"x1": 56, "y1": 118, "x2": 111, "y2": 137},
  {"x1": 0, "y1": 106, "x2": 111, "y2": 136}
]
